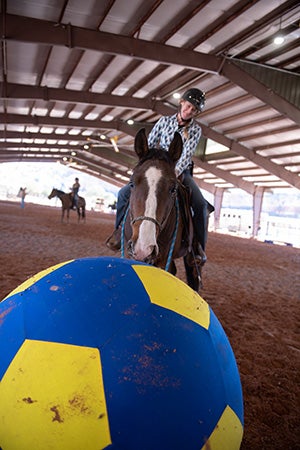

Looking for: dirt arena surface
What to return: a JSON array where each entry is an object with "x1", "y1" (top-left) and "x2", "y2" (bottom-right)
[{"x1": 0, "y1": 200, "x2": 299, "y2": 449}]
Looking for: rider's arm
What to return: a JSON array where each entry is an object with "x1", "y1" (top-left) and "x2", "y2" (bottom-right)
[
  {"x1": 148, "y1": 116, "x2": 168, "y2": 148},
  {"x1": 175, "y1": 124, "x2": 202, "y2": 176}
]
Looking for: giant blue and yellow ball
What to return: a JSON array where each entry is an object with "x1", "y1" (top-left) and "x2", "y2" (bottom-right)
[{"x1": 0, "y1": 257, "x2": 243, "y2": 449}]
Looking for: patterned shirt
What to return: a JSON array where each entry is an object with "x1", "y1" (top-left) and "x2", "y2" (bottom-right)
[{"x1": 148, "y1": 113, "x2": 202, "y2": 176}]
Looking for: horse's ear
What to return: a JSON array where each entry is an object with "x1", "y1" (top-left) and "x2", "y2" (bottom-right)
[
  {"x1": 168, "y1": 131, "x2": 183, "y2": 163},
  {"x1": 134, "y1": 128, "x2": 149, "y2": 159}
]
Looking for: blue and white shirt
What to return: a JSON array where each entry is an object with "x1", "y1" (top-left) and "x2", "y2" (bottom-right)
[{"x1": 148, "y1": 113, "x2": 202, "y2": 176}]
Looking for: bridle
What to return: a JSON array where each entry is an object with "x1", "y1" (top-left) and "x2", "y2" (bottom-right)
[
  {"x1": 130, "y1": 180, "x2": 178, "y2": 234},
  {"x1": 131, "y1": 215, "x2": 162, "y2": 231},
  {"x1": 121, "y1": 185, "x2": 179, "y2": 272}
]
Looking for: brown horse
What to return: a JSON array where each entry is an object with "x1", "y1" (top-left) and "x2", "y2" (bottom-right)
[
  {"x1": 120, "y1": 128, "x2": 209, "y2": 292},
  {"x1": 48, "y1": 188, "x2": 86, "y2": 223}
]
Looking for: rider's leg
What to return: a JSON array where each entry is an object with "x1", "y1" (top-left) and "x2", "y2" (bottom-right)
[
  {"x1": 106, "y1": 183, "x2": 131, "y2": 250},
  {"x1": 182, "y1": 170, "x2": 208, "y2": 255},
  {"x1": 74, "y1": 194, "x2": 78, "y2": 208},
  {"x1": 115, "y1": 183, "x2": 131, "y2": 229}
]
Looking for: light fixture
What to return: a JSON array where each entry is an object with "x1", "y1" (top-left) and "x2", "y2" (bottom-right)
[
  {"x1": 274, "y1": 17, "x2": 285, "y2": 45},
  {"x1": 274, "y1": 35, "x2": 284, "y2": 45},
  {"x1": 173, "y1": 93, "x2": 180, "y2": 99},
  {"x1": 127, "y1": 119, "x2": 134, "y2": 125}
]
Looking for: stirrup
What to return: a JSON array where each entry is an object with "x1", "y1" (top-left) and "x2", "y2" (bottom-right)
[{"x1": 195, "y1": 243, "x2": 207, "y2": 266}]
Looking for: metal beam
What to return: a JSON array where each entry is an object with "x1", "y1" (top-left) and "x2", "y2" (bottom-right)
[
  {"x1": 70, "y1": 155, "x2": 131, "y2": 182},
  {"x1": 0, "y1": 143, "x2": 137, "y2": 168},
  {"x1": 0, "y1": 112, "x2": 137, "y2": 136},
  {"x1": 2, "y1": 107, "x2": 299, "y2": 190},
  {"x1": 2, "y1": 14, "x2": 299, "y2": 122},
  {"x1": 0, "y1": 82, "x2": 153, "y2": 111},
  {"x1": 194, "y1": 157, "x2": 256, "y2": 195},
  {"x1": 221, "y1": 60, "x2": 300, "y2": 125},
  {"x1": 1, "y1": 14, "x2": 220, "y2": 74}
]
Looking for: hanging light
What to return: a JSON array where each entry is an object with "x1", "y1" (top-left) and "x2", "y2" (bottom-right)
[
  {"x1": 274, "y1": 17, "x2": 285, "y2": 45},
  {"x1": 274, "y1": 35, "x2": 284, "y2": 45}
]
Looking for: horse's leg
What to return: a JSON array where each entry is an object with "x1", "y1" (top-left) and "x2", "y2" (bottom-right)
[
  {"x1": 77, "y1": 207, "x2": 80, "y2": 223},
  {"x1": 184, "y1": 254, "x2": 203, "y2": 292},
  {"x1": 168, "y1": 260, "x2": 177, "y2": 276}
]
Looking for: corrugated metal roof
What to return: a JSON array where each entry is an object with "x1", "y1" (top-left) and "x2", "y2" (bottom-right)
[{"x1": 0, "y1": 0, "x2": 299, "y2": 193}]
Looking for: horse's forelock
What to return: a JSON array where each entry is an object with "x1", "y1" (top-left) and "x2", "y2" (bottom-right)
[{"x1": 137, "y1": 148, "x2": 174, "y2": 167}]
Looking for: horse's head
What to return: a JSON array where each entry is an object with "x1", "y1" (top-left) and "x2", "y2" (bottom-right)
[
  {"x1": 128, "y1": 128, "x2": 183, "y2": 265},
  {"x1": 48, "y1": 188, "x2": 57, "y2": 199}
]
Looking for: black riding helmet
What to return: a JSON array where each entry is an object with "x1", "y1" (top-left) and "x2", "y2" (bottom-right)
[{"x1": 182, "y1": 88, "x2": 206, "y2": 112}]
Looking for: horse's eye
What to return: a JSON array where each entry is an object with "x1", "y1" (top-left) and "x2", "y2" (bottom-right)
[{"x1": 129, "y1": 181, "x2": 135, "y2": 189}]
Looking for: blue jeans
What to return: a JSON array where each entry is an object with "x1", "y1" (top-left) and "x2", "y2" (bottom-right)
[
  {"x1": 115, "y1": 183, "x2": 131, "y2": 229},
  {"x1": 115, "y1": 172, "x2": 208, "y2": 250},
  {"x1": 182, "y1": 170, "x2": 208, "y2": 251}
]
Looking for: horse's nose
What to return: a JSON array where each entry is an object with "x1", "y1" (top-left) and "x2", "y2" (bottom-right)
[{"x1": 132, "y1": 242, "x2": 159, "y2": 262}]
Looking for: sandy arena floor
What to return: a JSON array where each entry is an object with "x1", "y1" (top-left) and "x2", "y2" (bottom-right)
[{"x1": 0, "y1": 200, "x2": 299, "y2": 449}]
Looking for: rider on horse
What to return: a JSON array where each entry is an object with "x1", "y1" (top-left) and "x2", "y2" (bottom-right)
[
  {"x1": 106, "y1": 88, "x2": 210, "y2": 264},
  {"x1": 71, "y1": 177, "x2": 80, "y2": 209}
]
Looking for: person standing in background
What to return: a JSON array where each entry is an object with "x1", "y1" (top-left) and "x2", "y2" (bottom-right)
[{"x1": 18, "y1": 187, "x2": 27, "y2": 209}]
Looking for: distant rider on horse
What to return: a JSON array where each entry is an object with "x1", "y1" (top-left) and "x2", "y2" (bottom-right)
[{"x1": 71, "y1": 177, "x2": 80, "y2": 209}]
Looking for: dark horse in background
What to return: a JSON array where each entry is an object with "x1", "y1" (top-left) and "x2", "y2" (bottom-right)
[
  {"x1": 48, "y1": 188, "x2": 86, "y2": 223},
  {"x1": 120, "y1": 128, "x2": 213, "y2": 292}
]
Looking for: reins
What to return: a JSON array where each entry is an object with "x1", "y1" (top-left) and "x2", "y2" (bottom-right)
[
  {"x1": 121, "y1": 205, "x2": 130, "y2": 258},
  {"x1": 165, "y1": 196, "x2": 179, "y2": 271}
]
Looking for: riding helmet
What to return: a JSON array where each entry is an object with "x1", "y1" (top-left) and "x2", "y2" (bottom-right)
[{"x1": 182, "y1": 88, "x2": 206, "y2": 112}]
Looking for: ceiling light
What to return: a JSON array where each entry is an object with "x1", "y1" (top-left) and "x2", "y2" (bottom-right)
[
  {"x1": 173, "y1": 93, "x2": 180, "y2": 99},
  {"x1": 127, "y1": 119, "x2": 134, "y2": 125},
  {"x1": 274, "y1": 35, "x2": 284, "y2": 45},
  {"x1": 274, "y1": 16, "x2": 284, "y2": 46}
]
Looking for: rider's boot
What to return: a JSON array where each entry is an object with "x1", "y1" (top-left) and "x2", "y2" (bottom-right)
[
  {"x1": 185, "y1": 239, "x2": 206, "y2": 270},
  {"x1": 195, "y1": 242, "x2": 207, "y2": 265}
]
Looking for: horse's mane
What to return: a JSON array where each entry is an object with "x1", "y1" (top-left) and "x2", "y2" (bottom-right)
[
  {"x1": 55, "y1": 188, "x2": 66, "y2": 195},
  {"x1": 137, "y1": 147, "x2": 175, "y2": 168}
]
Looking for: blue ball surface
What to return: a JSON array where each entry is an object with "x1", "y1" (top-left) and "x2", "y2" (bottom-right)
[{"x1": 0, "y1": 257, "x2": 243, "y2": 450}]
